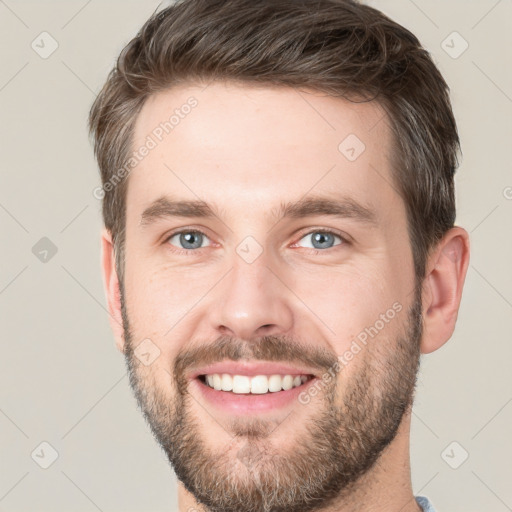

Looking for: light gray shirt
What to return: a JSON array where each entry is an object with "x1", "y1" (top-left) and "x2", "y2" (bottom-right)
[{"x1": 416, "y1": 495, "x2": 436, "y2": 511}]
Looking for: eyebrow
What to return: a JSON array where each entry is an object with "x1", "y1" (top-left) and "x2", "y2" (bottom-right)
[{"x1": 139, "y1": 194, "x2": 378, "y2": 228}]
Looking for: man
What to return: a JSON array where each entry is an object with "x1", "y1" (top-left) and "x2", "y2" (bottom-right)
[{"x1": 89, "y1": 0, "x2": 470, "y2": 511}]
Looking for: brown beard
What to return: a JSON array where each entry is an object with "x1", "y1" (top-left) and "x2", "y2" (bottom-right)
[{"x1": 121, "y1": 284, "x2": 422, "y2": 512}]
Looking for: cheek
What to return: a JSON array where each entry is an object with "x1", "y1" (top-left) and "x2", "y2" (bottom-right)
[
  {"x1": 123, "y1": 260, "x2": 220, "y2": 380},
  {"x1": 294, "y1": 263, "x2": 398, "y2": 333},
  {"x1": 124, "y1": 260, "x2": 203, "y2": 331},
  {"x1": 292, "y1": 262, "x2": 408, "y2": 377}
]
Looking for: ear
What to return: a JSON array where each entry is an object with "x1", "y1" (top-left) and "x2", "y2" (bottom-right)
[
  {"x1": 100, "y1": 228, "x2": 126, "y2": 354},
  {"x1": 420, "y1": 226, "x2": 470, "y2": 354}
]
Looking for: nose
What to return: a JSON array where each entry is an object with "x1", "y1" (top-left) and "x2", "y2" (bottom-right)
[{"x1": 209, "y1": 252, "x2": 294, "y2": 342}]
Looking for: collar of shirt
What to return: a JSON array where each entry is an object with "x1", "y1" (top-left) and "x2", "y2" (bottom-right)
[{"x1": 415, "y1": 495, "x2": 437, "y2": 512}]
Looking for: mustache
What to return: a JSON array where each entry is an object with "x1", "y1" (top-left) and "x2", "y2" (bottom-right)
[{"x1": 173, "y1": 334, "x2": 339, "y2": 385}]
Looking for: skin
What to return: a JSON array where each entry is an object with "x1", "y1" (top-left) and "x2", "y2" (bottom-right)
[{"x1": 101, "y1": 81, "x2": 470, "y2": 512}]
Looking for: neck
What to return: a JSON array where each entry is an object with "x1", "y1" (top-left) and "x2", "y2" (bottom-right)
[{"x1": 177, "y1": 410, "x2": 421, "y2": 512}]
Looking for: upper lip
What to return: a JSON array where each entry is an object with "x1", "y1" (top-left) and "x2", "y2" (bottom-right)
[{"x1": 188, "y1": 361, "x2": 320, "y2": 380}]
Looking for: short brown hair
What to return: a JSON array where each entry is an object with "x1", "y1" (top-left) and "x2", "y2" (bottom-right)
[{"x1": 89, "y1": 0, "x2": 460, "y2": 285}]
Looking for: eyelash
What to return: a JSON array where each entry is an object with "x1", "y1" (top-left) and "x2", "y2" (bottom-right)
[{"x1": 163, "y1": 227, "x2": 349, "y2": 256}]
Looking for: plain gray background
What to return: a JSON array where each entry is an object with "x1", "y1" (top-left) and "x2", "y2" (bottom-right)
[{"x1": 1, "y1": 1, "x2": 511, "y2": 511}]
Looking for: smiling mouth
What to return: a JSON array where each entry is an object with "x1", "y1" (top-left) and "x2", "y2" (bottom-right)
[{"x1": 197, "y1": 373, "x2": 316, "y2": 395}]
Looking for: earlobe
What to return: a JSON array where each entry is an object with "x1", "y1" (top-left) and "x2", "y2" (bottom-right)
[
  {"x1": 420, "y1": 227, "x2": 470, "y2": 354},
  {"x1": 100, "y1": 228, "x2": 126, "y2": 354}
]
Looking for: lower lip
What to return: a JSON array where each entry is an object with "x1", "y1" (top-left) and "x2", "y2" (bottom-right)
[{"x1": 190, "y1": 377, "x2": 318, "y2": 414}]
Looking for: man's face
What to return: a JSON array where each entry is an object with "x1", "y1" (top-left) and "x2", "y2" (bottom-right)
[{"x1": 119, "y1": 82, "x2": 422, "y2": 512}]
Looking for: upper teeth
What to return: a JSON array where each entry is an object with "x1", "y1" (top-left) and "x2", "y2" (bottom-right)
[{"x1": 204, "y1": 374, "x2": 310, "y2": 394}]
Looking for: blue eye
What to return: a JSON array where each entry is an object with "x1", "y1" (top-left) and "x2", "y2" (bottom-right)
[
  {"x1": 164, "y1": 228, "x2": 347, "y2": 255},
  {"x1": 296, "y1": 230, "x2": 344, "y2": 250},
  {"x1": 166, "y1": 230, "x2": 211, "y2": 251}
]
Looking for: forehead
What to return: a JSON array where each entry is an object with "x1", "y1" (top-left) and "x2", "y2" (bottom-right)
[{"x1": 127, "y1": 81, "x2": 398, "y2": 223}]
